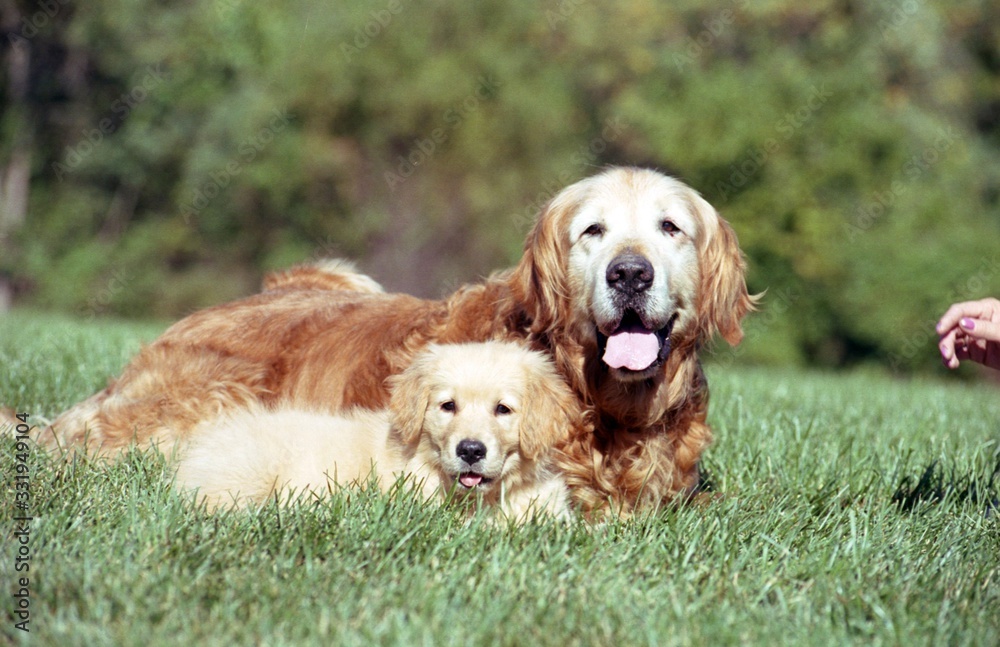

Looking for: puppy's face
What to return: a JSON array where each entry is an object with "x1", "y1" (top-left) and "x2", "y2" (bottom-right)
[
  {"x1": 420, "y1": 377, "x2": 521, "y2": 495},
  {"x1": 388, "y1": 343, "x2": 577, "y2": 499}
]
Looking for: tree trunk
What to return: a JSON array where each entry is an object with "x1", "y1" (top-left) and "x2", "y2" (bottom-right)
[{"x1": 0, "y1": 2, "x2": 33, "y2": 312}]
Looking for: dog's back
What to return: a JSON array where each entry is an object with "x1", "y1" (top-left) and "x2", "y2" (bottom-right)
[
  {"x1": 175, "y1": 406, "x2": 394, "y2": 509},
  {"x1": 262, "y1": 258, "x2": 384, "y2": 294}
]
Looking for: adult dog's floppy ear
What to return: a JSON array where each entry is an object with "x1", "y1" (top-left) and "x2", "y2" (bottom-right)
[
  {"x1": 510, "y1": 185, "x2": 583, "y2": 334},
  {"x1": 517, "y1": 353, "x2": 579, "y2": 461},
  {"x1": 387, "y1": 351, "x2": 436, "y2": 445},
  {"x1": 688, "y1": 191, "x2": 757, "y2": 346}
]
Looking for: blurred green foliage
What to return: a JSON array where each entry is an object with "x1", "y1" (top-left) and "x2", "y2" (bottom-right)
[{"x1": 1, "y1": 0, "x2": 998, "y2": 372}]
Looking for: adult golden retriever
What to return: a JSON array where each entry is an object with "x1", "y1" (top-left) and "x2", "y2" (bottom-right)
[
  {"x1": 175, "y1": 342, "x2": 577, "y2": 521},
  {"x1": 39, "y1": 167, "x2": 755, "y2": 516}
]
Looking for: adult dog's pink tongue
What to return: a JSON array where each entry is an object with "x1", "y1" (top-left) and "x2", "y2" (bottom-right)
[{"x1": 603, "y1": 328, "x2": 660, "y2": 371}]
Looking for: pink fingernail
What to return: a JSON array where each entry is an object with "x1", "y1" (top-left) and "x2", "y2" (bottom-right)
[{"x1": 960, "y1": 318, "x2": 975, "y2": 330}]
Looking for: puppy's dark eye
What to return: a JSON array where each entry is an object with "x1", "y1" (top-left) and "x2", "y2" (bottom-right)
[
  {"x1": 583, "y1": 223, "x2": 605, "y2": 237},
  {"x1": 440, "y1": 400, "x2": 456, "y2": 413},
  {"x1": 495, "y1": 403, "x2": 512, "y2": 415},
  {"x1": 661, "y1": 219, "x2": 680, "y2": 235}
]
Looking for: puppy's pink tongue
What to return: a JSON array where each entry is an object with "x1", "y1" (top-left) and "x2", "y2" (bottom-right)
[
  {"x1": 459, "y1": 473, "x2": 483, "y2": 488},
  {"x1": 603, "y1": 328, "x2": 660, "y2": 371}
]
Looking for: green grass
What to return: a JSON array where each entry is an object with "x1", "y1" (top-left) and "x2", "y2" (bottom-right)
[{"x1": 1, "y1": 310, "x2": 998, "y2": 646}]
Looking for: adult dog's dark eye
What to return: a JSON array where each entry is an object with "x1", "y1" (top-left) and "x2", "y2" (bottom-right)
[
  {"x1": 583, "y1": 223, "x2": 605, "y2": 237},
  {"x1": 495, "y1": 403, "x2": 512, "y2": 415},
  {"x1": 661, "y1": 219, "x2": 680, "y2": 235},
  {"x1": 440, "y1": 400, "x2": 456, "y2": 412}
]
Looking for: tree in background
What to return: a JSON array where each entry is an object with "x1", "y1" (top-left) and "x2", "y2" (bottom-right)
[{"x1": 1, "y1": 0, "x2": 998, "y2": 373}]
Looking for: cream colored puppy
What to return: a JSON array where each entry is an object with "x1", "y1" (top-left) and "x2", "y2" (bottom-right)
[{"x1": 174, "y1": 342, "x2": 580, "y2": 522}]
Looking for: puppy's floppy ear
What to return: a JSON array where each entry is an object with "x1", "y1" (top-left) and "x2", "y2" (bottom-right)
[
  {"x1": 509, "y1": 186, "x2": 581, "y2": 334},
  {"x1": 387, "y1": 352, "x2": 435, "y2": 445},
  {"x1": 517, "y1": 354, "x2": 579, "y2": 461},
  {"x1": 688, "y1": 191, "x2": 758, "y2": 346}
]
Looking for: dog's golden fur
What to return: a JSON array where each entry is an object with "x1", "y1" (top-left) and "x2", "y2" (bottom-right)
[
  {"x1": 262, "y1": 258, "x2": 384, "y2": 294},
  {"x1": 174, "y1": 342, "x2": 577, "y2": 521},
  {"x1": 39, "y1": 167, "x2": 754, "y2": 516}
]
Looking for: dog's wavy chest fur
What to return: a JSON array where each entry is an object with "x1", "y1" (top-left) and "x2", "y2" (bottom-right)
[{"x1": 542, "y1": 335, "x2": 711, "y2": 516}]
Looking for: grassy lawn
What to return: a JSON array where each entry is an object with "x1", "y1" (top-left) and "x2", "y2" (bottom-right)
[{"x1": 1, "y1": 310, "x2": 998, "y2": 646}]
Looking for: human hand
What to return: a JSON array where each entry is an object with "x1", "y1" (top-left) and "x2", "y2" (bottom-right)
[{"x1": 936, "y1": 298, "x2": 1000, "y2": 370}]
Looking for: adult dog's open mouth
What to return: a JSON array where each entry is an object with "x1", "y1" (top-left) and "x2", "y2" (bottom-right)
[{"x1": 598, "y1": 312, "x2": 678, "y2": 372}]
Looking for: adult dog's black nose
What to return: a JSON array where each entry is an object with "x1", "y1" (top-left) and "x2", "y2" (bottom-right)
[
  {"x1": 606, "y1": 254, "x2": 654, "y2": 295},
  {"x1": 456, "y1": 439, "x2": 487, "y2": 465}
]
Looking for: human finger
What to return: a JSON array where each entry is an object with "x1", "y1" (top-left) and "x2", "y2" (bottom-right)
[
  {"x1": 936, "y1": 300, "x2": 993, "y2": 336},
  {"x1": 959, "y1": 316, "x2": 1000, "y2": 344},
  {"x1": 938, "y1": 327, "x2": 962, "y2": 369}
]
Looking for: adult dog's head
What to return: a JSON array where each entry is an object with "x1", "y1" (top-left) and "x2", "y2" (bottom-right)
[{"x1": 512, "y1": 167, "x2": 754, "y2": 387}]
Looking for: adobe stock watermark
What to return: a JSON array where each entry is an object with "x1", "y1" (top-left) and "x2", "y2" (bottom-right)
[
  {"x1": 843, "y1": 126, "x2": 960, "y2": 241},
  {"x1": 6, "y1": 0, "x2": 71, "y2": 52},
  {"x1": 712, "y1": 286, "x2": 800, "y2": 369},
  {"x1": 340, "y1": 0, "x2": 412, "y2": 61},
  {"x1": 714, "y1": 83, "x2": 833, "y2": 201},
  {"x1": 9, "y1": 413, "x2": 34, "y2": 634},
  {"x1": 52, "y1": 63, "x2": 170, "y2": 182},
  {"x1": 305, "y1": 235, "x2": 341, "y2": 265},
  {"x1": 873, "y1": 0, "x2": 919, "y2": 40},
  {"x1": 181, "y1": 107, "x2": 292, "y2": 224},
  {"x1": 214, "y1": 0, "x2": 245, "y2": 18},
  {"x1": 297, "y1": 235, "x2": 352, "y2": 269},
  {"x1": 888, "y1": 255, "x2": 1000, "y2": 370},
  {"x1": 546, "y1": 0, "x2": 587, "y2": 29},
  {"x1": 383, "y1": 75, "x2": 503, "y2": 192},
  {"x1": 78, "y1": 268, "x2": 131, "y2": 321},
  {"x1": 512, "y1": 116, "x2": 626, "y2": 228},
  {"x1": 672, "y1": 0, "x2": 750, "y2": 71}
]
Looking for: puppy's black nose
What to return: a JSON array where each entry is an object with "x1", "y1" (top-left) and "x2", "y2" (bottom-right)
[
  {"x1": 606, "y1": 254, "x2": 654, "y2": 295},
  {"x1": 456, "y1": 439, "x2": 487, "y2": 465}
]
